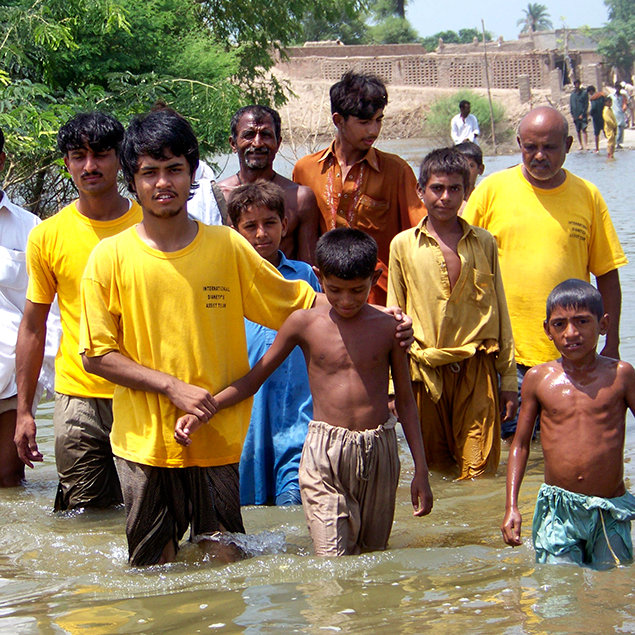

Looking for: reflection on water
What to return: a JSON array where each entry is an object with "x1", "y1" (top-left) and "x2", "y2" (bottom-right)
[{"x1": 3, "y1": 151, "x2": 634, "y2": 633}]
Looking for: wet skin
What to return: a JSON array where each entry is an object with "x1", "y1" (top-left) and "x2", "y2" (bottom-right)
[{"x1": 501, "y1": 305, "x2": 635, "y2": 546}]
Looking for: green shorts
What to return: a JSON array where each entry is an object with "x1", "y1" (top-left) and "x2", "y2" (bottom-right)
[{"x1": 532, "y1": 483, "x2": 635, "y2": 569}]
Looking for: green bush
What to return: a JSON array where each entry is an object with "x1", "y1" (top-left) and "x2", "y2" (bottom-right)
[{"x1": 424, "y1": 90, "x2": 506, "y2": 143}]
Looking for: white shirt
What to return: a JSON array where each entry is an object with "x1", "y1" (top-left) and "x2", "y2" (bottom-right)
[
  {"x1": 187, "y1": 160, "x2": 223, "y2": 225},
  {"x1": 451, "y1": 113, "x2": 480, "y2": 144},
  {"x1": 0, "y1": 192, "x2": 59, "y2": 402}
]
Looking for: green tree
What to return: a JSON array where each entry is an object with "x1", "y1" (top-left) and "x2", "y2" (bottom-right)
[
  {"x1": 371, "y1": 0, "x2": 407, "y2": 19},
  {"x1": 422, "y1": 29, "x2": 492, "y2": 51},
  {"x1": 598, "y1": 0, "x2": 635, "y2": 80},
  {"x1": 1, "y1": 0, "x2": 367, "y2": 215},
  {"x1": 367, "y1": 0, "x2": 419, "y2": 43},
  {"x1": 369, "y1": 16, "x2": 420, "y2": 43},
  {"x1": 0, "y1": 0, "x2": 244, "y2": 213},
  {"x1": 294, "y1": 4, "x2": 370, "y2": 44},
  {"x1": 517, "y1": 3, "x2": 553, "y2": 33}
]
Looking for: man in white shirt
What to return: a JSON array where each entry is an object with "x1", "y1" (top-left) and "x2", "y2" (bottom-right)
[
  {"x1": 0, "y1": 129, "x2": 58, "y2": 486},
  {"x1": 451, "y1": 100, "x2": 480, "y2": 145}
]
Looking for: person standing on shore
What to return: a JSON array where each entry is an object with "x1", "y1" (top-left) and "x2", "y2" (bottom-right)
[
  {"x1": 569, "y1": 80, "x2": 588, "y2": 151},
  {"x1": 450, "y1": 100, "x2": 480, "y2": 145},
  {"x1": 292, "y1": 71, "x2": 425, "y2": 305},
  {"x1": 218, "y1": 105, "x2": 319, "y2": 264},
  {"x1": 463, "y1": 106, "x2": 627, "y2": 441}
]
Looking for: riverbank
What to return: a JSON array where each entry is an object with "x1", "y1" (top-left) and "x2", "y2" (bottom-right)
[{"x1": 275, "y1": 73, "x2": 635, "y2": 157}]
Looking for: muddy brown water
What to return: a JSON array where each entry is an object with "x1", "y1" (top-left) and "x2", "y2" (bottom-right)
[{"x1": 1, "y1": 149, "x2": 633, "y2": 633}]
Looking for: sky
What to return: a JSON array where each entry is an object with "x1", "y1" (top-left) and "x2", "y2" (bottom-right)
[{"x1": 406, "y1": 0, "x2": 609, "y2": 41}]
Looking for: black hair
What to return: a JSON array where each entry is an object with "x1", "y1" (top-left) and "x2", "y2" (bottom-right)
[
  {"x1": 330, "y1": 71, "x2": 388, "y2": 119},
  {"x1": 315, "y1": 227, "x2": 377, "y2": 280},
  {"x1": 227, "y1": 180, "x2": 285, "y2": 226},
  {"x1": 586, "y1": 85, "x2": 596, "y2": 94},
  {"x1": 120, "y1": 108, "x2": 199, "y2": 194},
  {"x1": 546, "y1": 279, "x2": 604, "y2": 320},
  {"x1": 0, "y1": 128, "x2": 4, "y2": 154},
  {"x1": 230, "y1": 105, "x2": 282, "y2": 142},
  {"x1": 459, "y1": 100, "x2": 470, "y2": 109},
  {"x1": 418, "y1": 147, "x2": 471, "y2": 192},
  {"x1": 57, "y1": 112, "x2": 124, "y2": 156},
  {"x1": 455, "y1": 140, "x2": 483, "y2": 167}
]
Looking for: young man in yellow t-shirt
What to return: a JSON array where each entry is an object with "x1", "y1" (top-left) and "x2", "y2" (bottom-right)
[
  {"x1": 15, "y1": 112, "x2": 142, "y2": 510},
  {"x1": 78, "y1": 109, "x2": 319, "y2": 566}
]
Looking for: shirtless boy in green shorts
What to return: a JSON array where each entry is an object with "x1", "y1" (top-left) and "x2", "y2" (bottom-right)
[
  {"x1": 501, "y1": 279, "x2": 635, "y2": 568},
  {"x1": 176, "y1": 228, "x2": 433, "y2": 556}
]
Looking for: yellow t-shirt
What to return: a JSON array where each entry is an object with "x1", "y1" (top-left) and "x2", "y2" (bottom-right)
[
  {"x1": 464, "y1": 166, "x2": 627, "y2": 366},
  {"x1": 79, "y1": 223, "x2": 316, "y2": 469},
  {"x1": 26, "y1": 200, "x2": 143, "y2": 397}
]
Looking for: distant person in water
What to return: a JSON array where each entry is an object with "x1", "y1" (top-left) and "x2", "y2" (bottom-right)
[
  {"x1": 569, "y1": 79, "x2": 588, "y2": 151},
  {"x1": 603, "y1": 96, "x2": 618, "y2": 159},
  {"x1": 502, "y1": 279, "x2": 635, "y2": 569},
  {"x1": 586, "y1": 86, "x2": 605, "y2": 154}
]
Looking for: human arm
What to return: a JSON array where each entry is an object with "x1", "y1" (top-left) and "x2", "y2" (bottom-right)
[
  {"x1": 82, "y1": 351, "x2": 218, "y2": 420},
  {"x1": 471, "y1": 114, "x2": 480, "y2": 138},
  {"x1": 487, "y1": 233, "x2": 518, "y2": 421},
  {"x1": 14, "y1": 300, "x2": 50, "y2": 467},
  {"x1": 623, "y1": 361, "x2": 635, "y2": 416},
  {"x1": 295, "y1": 186, "x2": 319, "y2": 265},
  {"x1": 450, "y1": 116, "x2": 460, "y2": 144},
  {"x1": 391, "y1": 339, "x2": 432, "y2": 517},
  {"x1": 596, "y1": 269, "x2": 621, "y2": 359},
  {"x1": 501, "y1": 369, "x2": 540, "y2": 546},
  {"x1": 174, "y1": 310, "x2": 304, "y2": 445}
]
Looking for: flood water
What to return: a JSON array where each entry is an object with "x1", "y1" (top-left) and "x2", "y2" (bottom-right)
[{"x1": 2, "y1": 149, "x2": 634, "y2": 634}]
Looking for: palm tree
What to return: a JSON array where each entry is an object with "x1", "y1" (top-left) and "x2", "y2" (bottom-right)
[{"x1": 517, "y1": 3, "x2": 553, "y2": 33}]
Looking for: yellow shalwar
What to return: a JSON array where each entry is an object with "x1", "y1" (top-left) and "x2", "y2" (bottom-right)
[{"x1": 387, "y1": 217, "x2": 516, "y2": 479}]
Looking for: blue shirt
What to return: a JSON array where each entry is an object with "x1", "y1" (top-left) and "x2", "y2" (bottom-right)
[{"x1": 240, "y1": 252, "x2": 321, "y2": 505}]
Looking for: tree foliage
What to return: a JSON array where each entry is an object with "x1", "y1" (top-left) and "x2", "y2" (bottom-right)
[
  {"x1": 422, "y1": 28, "x2": 493, "y2": 51},
  {"x1": 293, "y1": 3, "x2": 370, "y2": 44},
  {"x1": 0, "y1": 0, "x2": 367, "y2": 215},
  {"x1": 370, "y1": 0, "x2": 407, "y2": 20},
  {"x1": 517, "y1": 3, "x2": 553, "y2": 33},
  {"x1": 597, "y1": 0, "x2": 635, "y2": 80}
]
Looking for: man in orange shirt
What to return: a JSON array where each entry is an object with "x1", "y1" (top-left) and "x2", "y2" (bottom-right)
[{"x1": 292, "y1": 71, "x2": 425, "y2": 305}]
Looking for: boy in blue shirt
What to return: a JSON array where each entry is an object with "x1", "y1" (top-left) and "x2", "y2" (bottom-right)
[{"x1": 228, "y1": 180, "x2": 321, "y2": 505}]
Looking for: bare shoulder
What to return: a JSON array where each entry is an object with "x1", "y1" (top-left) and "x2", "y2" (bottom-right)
[
  {"x1": 216, "y1": 174, "x2": 239, "y2": 195},
  {"x1": 524, "y1": 361, "x2": 560, "y2": 386},
  {"x1": 366, "y1": 305, "x2": 401, "y2": 338},
  {"x1": 615, "y1": 359, "x2": 635, "y2": 381},
  {"x1": 275, "y1": 175, "x2": 317, "y2": 211}
]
